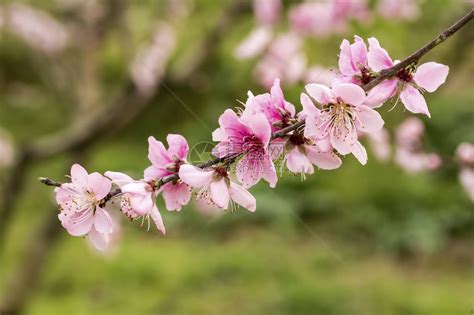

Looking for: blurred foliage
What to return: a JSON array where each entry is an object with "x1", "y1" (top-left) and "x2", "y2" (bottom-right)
[{"x1": 1, "y1": 0, "x2": 473, "y2": 314}]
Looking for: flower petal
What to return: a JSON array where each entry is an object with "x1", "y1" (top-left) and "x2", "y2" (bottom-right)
[
  {"x1": 332, "y1": 83, "x2": 366, "y2": 107},
  {"x1": 70, "y1": 164, "x2": 88, "y2": 188},
  {"x1": 167, "y1": 134, "x2": 189, "y2": 160},
  {"x1": 210, "y1": 178, "x2": 230, "y2": 209},
  {"x1": 148, "y1": 136, "x2": 171, "y2": 166},
  {"x1": 178, "y1": 165, "x2": 213, "y2": 188},
  {"x1": 367, "y1": 37, "x2": 394, "y2": 71},
  {"x1": 400, "y1": 85, "x2": 431, "y2": 117},
  {"x1": 305, "y1": 83, "x2": 334, "y2": 104},
  {"x1": 161, "y1": 182, "x2": 191, "y2": 211},
  {"x1": 88, "y1": 173, "x2": 112, "y2": 200},
  {"x1": 352, "y1": 141, "x2": 368, "y2": 165},
  {"x1": 299, "y1": 93, "x2": 318, "y2": 119},
  {"x1": 338, "y1": 39, "x2": 357, "y2": 76},
  {"x1": 355, "y1": 105, "x2": 385, "y2": 134},
  {"x1": 104, "y1": 171, "x2": 134, "y2": 188},
  {"x1": 306, "y1": 146, "x2": 342, "y2": 170},
  {"x1": 246, "y1": 113, "x2": 272, "y2": 147},
  {"x1": 414, "y1": 62, "x2": 449, "y2": 92},
  {"x1": 94, "y1": 207, "x2": 113, "y2": 234},
  {"x1": 150, "y1": 205, "x2": 166, "y2": 235},
  {"x1": 286, "y1": 147, "x2": 314, "y2": 174},
  {"x1": 330, "y1": 124, "x2": 357, "y2": 155},
  {"x1": 229, "y1": 181, "x2": 256, "y2": 212},
  {"x1": 364, "y1": 79, "x2": 397, "y2": 108},
  {"x1": 88, "y1": 227, "x2": 109, "y2": 251}
]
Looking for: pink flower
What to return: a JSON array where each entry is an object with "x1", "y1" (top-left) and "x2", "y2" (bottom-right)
[
  {"x1": 455, "y1": 143, "x2": 474, "y2": 202},
  {"x1": 284, "y1": 132, "x2": 342, "y2": 175},
  {"x1": 104, "y1": 171, "x2": 165, "y2": 235},
  {"x1": 378, "y1": 0, "x2": 420, "y2": 21},
  {"x1": 337, "y1": 36, "x2": 374, "y2": 85},
  {"x1": 456, "y1": 142, "x2": 474, "y2": 166},
  {"x1": 366, "y1": 128, "x2": 391, "y2": 162},
  {"x1": 242, "y1": 78, "x2": 296, "y2": 132},
  {"x1": 234, "y1": 26, "x2": 273, "y2": 60},
  {"x1": 55, "y1": 164, "x2": 113, "y2": 251},
  {"x1": 365, "y1": 38, "x2": 449, "y2": 117},
  {"x1": 253, "y1": 0, "x2": 281, "y2": 25},
  {"x1": 255, "y1": 32, "x2": 307, "y2": 88},
  {"x1": 394, "y1": 117, "x2": 442, "y2": 173},
  {"x1": 212, "y1": 109, "x2": 277, "y2": 188},
  {"x1": 144, "y1": 135, "x2": 191, "y2": 211},
  {"x1": 459, "y1": 168, "x2": 474, "y2": 202},
  {"x1": 179, "y1": 164, "x2": 256, "y2": 211},
  {"x1": 301, "y1": 83, "x2": 384, "y2": 164}
]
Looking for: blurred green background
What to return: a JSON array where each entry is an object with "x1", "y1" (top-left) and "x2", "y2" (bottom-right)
[{"x1": 1, "y1": 0, "x2": 473, "y2": 314}]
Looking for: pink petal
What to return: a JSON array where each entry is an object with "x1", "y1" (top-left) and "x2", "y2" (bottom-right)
[
  {"x1": 229, "y1": 181, "x2": 257, "y2": 212},
  {"x1": 270, "y1": 78, "x2": 285, "y2": 107},
  {"x1": 94, "y1": 207, "x2": 113, "y2": 234},
  {"x1": 306, "y1": 146, "x2": 342, "y2": 170},
  {"x1": 355, "y1": 105, "x2": 385, "y2": 134},
  {"x1": 62, "y1": 210, "x2": 94, "y2": 236},
  {"x1": 303, "y1": 113, "x2": 320, "y2": 139},
  {"x1": 88, "y1": 172, "x2": 112, "y2": 200},
  {"x1": 330, "y1": 124, "x2": 357, "y2": 155},
  {"x1": 400, "y1": 85, "x2": 431, "y2": 117},
  {"x1": 413, "y1": 62, "x2": 449, "y2": 92},
  {"x1": 338, "y1": 39, "x2": 357, "y2": 76},
  {"x1": 104, "y1": 171, "x2": 134, "y2": 188},
  {"x1": 210, "y1": 178, "x2": 230, "y2": 209},
  {"x1": 234, "y1": 26, "x2": 272, "y2": 59},
  {"x1": 70, "y1": 164, "x2": 88, "y2": 188},
  {"x1": 236, "y1": 157, "x2": 262, "y2": 188},
  {"x1": 367, "y1": 37, "x2": 394, "y2": 71},
  {"x1": 88, "y1": 227, "x2": 109, "y2": 251},
  {"x1": 299, "y1": 93, "x2": 318, "y2": 119},
  {"x1": 364, "y1": 79, "x2": 398, "y2": 108},
  {"x1": 286, "y1": 147, "x2": 314, "y2": 174},
  {"x1": 148, "y1": 136, "x2": 171, "y2": 166},
  {"x1": 161, "y1": 182, "x2": 191, "y2": 211},
  {"x1": 351, "y1": 36, "x2": 368, "y2": 68},
  {"x1": 260, "y1": 156, "x2": 278, "y2": 188},
  {"x1": 143, "y1": 165, "x2": 170, "y2": 181},
  {"x1": 166, "y1": 134, "x2": 189, "y2": 160},
  {"x1": 178, "y1": 165, "x2": 213, "y2": 188},
  {"x1": 246, "y1": 113, "x2": 272, "y2": 147},
  {"x1": 212, "y1": 127, "x2": 227, "y2": 142},
  {"x1": 315, "y1": 137, "x2": 332, "y2": 152},
  {"x1": 305, "y1": 83, "x2": 334, "y2": 104},
  {"x1": 352, "y1": 141, "x2": 368, "y2": 165},
  {"x1": 150, "y1": 205, "x2": 166, "y2": 235},
  {"x1": 332, "y1": 83, "x2": 366, "y2": 106}
]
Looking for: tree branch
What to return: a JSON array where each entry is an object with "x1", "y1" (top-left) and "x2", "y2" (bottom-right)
[{"x1": 39, "y1": 9, "x2": 473, "y2": 208}]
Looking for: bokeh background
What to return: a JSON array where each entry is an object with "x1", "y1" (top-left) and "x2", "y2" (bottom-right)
[{"x1": 1, "y1": 0, "x2": 473, "y2": 314}]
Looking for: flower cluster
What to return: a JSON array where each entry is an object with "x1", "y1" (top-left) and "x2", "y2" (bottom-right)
[{"x1": 50, "y1": 32, "x2": 456, "y2": 252}]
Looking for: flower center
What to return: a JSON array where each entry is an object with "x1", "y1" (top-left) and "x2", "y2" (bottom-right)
[{"x1": 396, "y1": 68, "x2": 413, "y2": 82}]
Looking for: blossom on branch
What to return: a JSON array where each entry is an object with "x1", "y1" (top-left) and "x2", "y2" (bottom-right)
[
  {"x1": 213, "y1": 109, "x2": 277, "y2": 188},
  {"x1": 365, "y1": 38, "x2": 449, "y2": 117},
  {"x1": 104, "y1": 171, "x2": 166, "y2": 235},
  {"x1": 55, "y1": 164, "x2": 113, "y2": 251},
  {"x1": 302, "y1": 83, "x2": 385, "y2": 164},
  {"x1": 144, "y1": 135, "x2": 191, "y2": 211},
  {"x1": 179, "y1": 164, "x2": 256, "y2": 211}
]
